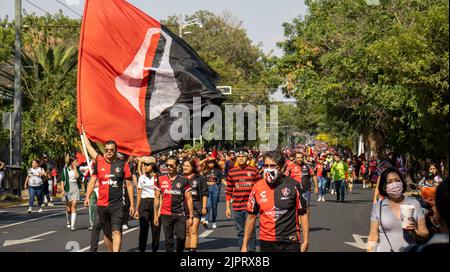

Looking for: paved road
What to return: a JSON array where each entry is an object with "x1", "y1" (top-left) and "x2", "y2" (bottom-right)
[{"x1": 0, "y1": 183, "x2": 374, "y2": 252}]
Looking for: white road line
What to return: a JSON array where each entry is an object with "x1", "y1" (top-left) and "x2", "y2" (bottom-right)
[
  {"x1": 199, "y1": 230, "x2": 214, "y2": 239},
  {"x1": 3, "y1": 231, "x2": 57, "y2": 247},
  {"x1": 0, "y1": 208, "x2": 67, "y2": 215},
  {"x1": 0, "y1": 207, "x2": 87, "y2": 230},
  {"x1": 78, "y1": 226, "x2": 140, "y2": 252}
]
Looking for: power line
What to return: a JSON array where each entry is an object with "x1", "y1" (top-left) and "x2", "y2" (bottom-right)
[
  {"x1": 55, "y1": 0, "x2": 82, "y2": 17},
  {"x1": 24, "y1": 0, "x2": 51, "y2": 15}
]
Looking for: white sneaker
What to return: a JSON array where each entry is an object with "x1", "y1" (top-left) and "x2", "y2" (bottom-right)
[
  {"x1": 27, "y1": 207, "x2": 32, "y2": 213},
  {"x1": 122, "y1": 224, "x2": 129, "y2": 230},
  {"x1": 47, "y1": 202, "x2": 54, "y2": 207},
  {"x1": 67, "y1": 224, "x2": 71, "y2": 230},
  {"x1": 202, "y1": 220, "x2": 209, "y2": 228},
  {"x1": 322, "y1": 197, "x2": 326, "y2": 202},
  {"x1": 331, "y1": 190, "x2": 335, "y2": 195},
  {"x1": 38, "y1": 208, "x2": 43, "y2": 213},
  {"x1": 212, "y1": 223, "x2": 217, "y2": 229}
]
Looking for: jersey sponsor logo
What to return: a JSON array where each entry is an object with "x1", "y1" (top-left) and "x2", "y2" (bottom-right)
[
  {"x1": 101, "y1": 179, "x2": 118, "y2": 187},
  {"x1": 164, "y1": 189, "x2": 181, "y2": 195},
  {"x1": 259, "y1": 191, "x2": 268, "y2": 202},
  {"x1": 263, "y1": 206, "x2": 288, "y2": 222},
  {"x1": 115, "y1": 167, "x2": 121, "y2": 174},
  {"x1": 247, "y1": 172, "x2": 252, "y2": 176},
  {"x1": 192, "y1": 180, "x2": 198, "y2": 187},
  {"x1": 101, "y1": 168, "x2": 106, "y2": 172},
  {"x1": 235, "y1": 182, "x2": 253, "y2": 188},
  {"x1": 176, "y1": 182, "x2": 181, "y2": 189},
  {"x1": 161, "y1": 181, "x2": 169, "y2": 189}
]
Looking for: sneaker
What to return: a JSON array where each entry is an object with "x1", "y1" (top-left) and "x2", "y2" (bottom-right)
[
  {"x1": 27, "y1": 207, "x2": 32, "y2": 213},
  {"x1": 212, "y1": 223, "x2": 217, "y2": 229},
  {"x1": 67, "y1": 224, "x2": 71, "y2": 230},
  {"x1": 322, "y1": 197, "x2": 326, "y2": 202},
  {"x1": 122, "y1": 224, "x2": 129, "y2": 230},
  {"x1": 38, "y1": 208, "x2": 43, "y2": 213},
  {"x1": 70, "y1": 226, "x2": 76, "y2": 231},
  {"x1": 202, "y1": 220, "x2": 209, "y2": 229},
  {"x1": 88, "y1": 226, "x2": 93, "y2": 231},
  {"x1": 331, "y1": 190, "x2": 335, "y2": 195},
  {"x1": 47, "y1": 202, "x2": 54, "y2": 207}
]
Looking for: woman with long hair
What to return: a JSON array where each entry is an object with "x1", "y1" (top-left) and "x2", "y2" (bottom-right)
[
  {"x1": 183, "y1": 159, "x2": 208, "y2": 251},
  {"x1": 60, "y1": 154, "x2": 82, "y2": 231},
  {"x1": 135, "y1": 156, "x2": 161, "y2": 252},
  {"x1": 201, "y1": 157, "x2": 225, "y2": 229}
]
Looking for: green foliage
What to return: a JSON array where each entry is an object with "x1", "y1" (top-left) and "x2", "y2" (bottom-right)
[{"x1": 275, "y1": 0, "x2": 449, "y2": 159}]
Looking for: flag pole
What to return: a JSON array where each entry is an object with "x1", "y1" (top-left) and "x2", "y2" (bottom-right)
[{"x1": 80, "y1": 129, "x2": 92, "y2": 173}]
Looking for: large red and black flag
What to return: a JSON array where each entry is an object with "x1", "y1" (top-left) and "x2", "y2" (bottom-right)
[{"x1": 77, "y1": 0, "x2": 224, "y2": 155}]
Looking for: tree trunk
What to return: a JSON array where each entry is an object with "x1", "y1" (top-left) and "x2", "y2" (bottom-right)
[{"x1": 366, "y1": 129, "x2": 386, "y2": 159}]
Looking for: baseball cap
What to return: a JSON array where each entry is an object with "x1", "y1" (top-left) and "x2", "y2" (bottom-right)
[
  {"x1": 236, "y1": 151, "x2": 249, "y2": 157},
  {"x1": 141, "y1": 156, "x2": 156, "y2": 164}
]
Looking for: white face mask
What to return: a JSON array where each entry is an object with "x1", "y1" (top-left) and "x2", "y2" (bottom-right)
[{"x1": 263, "y1": 168, "x2": 278, "y2": 184}]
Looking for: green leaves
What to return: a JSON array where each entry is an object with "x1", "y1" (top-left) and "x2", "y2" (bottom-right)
[{"x1": 275, "y1": 0, "x2": 449, "y2": 159}]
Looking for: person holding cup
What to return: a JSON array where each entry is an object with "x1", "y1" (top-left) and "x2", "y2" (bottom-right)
[{"x1": 367, "y1": 167, "x2": 429, "y2": 252}]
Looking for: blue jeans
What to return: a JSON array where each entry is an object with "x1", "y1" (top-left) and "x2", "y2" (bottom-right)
[
  {"x1": 206, "y1": 184, "x2": 220, "y2": 223},
  {"x1": 235, "y1": 210, "x2": 256, "y2": 251},
  {"x1": 334, "y1": 180, "x2": 346, "y2": 201},
  {"x1": 28, "y1": 185, "x2": 43, "y2": 207},
  {"x1": 318, "y1": 176, "x2": 327, "y2": 198}
]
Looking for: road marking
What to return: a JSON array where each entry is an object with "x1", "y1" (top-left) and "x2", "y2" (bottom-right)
[
  {"x1": 344, "y1": 234, "x2": 368, "y2": 250},
  {"x1": 0, "y1": 208, "x2": 67, "y2": 215},
  {"x1": 0, "y1": 207, "x2": 86, "y2": 230},
  {"x1": 78, "y1": 226, "x2": 140, "y2": 252},
  {"x1": 3, "y1": 231, "x2": 57, "y2": 247},
  {"x1": 199, "y1": 230, "x2": 214, "y2": 238}
]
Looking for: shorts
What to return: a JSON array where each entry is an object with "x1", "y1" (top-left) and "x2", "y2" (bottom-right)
[
  {"x1": 96, "y1": 205, "x2": 124, "y2": 235},
  {"x1": 260, "y1": 240, "x2": 300, "y2": 252},
  {"x1": 302, "y1": 190, "x2": 311, "y2": 206},
  {"x1": 185, "y1": 201, "x2": 203, "y2": 219}
]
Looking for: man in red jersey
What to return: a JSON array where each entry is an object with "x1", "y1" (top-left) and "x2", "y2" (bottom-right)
[
  {"x1": 242, "y1": 150, "x2": 309, "y2": 252},
  {"x1": 154, "y1": 156, "x2": 194, "y2": 252},
  {"x1": 286, "y1": 151, "x2": 318, "y2": 206},
  {"x1": 225, "y1": 150, "x2": 260, "y2": 251},
  {"x1": 83, "y1": 133, "x2": 135, "y2": 252}
]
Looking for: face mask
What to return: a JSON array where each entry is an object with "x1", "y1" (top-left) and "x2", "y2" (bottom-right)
[
  {"x1": 263, "y1": 168, "x2": 278, "y2": 184},
  {"x1": 386, "y1": 181, "x2": 403, "y2": 198}
]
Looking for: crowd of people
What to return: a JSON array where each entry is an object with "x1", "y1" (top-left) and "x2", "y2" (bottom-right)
[{"x1": 17, "y1": 134, "x2": 449, "y2": 252}]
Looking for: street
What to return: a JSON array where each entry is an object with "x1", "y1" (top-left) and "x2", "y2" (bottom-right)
[{"x1": 0, "y1": 183, "x2": 373, "y2": 252}]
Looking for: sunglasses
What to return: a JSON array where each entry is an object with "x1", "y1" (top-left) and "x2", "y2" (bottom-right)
[
  {"x1": 143, "y1": 163, "x2": 152, "y2": 166},
  {"x1": 166, "y1": 163, "x2": 177, "y2": 168},
  {"x1": 105, "y1": 148, "x2": 116, "y2": 152},
  {"x1": 207, "y1": 161, "x2": 215, "y2": 163},
  {"x1": 263, "y1": 164, "x2": 277, "y2": 168}
]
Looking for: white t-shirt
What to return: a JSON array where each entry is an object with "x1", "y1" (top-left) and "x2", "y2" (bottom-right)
[
  {"x1": 28, "y1": 167, "x2": 44, "y2": 187},
  {"x1": 138, "y1": 175, "x2": 156, "y2": 199},
  {"x1": 68, "y1": 169, "x2": 78, "y2": 183}
]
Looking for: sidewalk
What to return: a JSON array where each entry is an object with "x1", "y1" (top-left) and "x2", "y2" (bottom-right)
[{"x1": 0, "y1": 190, "x2": 84, "y2": 208}]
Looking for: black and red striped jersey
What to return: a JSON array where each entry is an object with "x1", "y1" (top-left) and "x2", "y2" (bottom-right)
[
  {"x1": 92, "y1": 155, "x2": 131, "y2": 207},
  {"x1": 155, "y1": 174, "x2": 191, "y2": 216},
  {"x1": 226, "y1": 165, "x2": 260, "y2": 211},
  {"x1": 247, "y1": 176, "x2": 307, "y2": 243}
]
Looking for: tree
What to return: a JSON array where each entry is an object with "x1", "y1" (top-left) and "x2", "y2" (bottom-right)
[{"x1": 275, "y1": 0, "x2": 449, "y2": 161}]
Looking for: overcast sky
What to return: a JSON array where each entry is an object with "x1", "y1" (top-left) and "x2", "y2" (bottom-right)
[{"x1": 1, "y1": 0, "x2": 306, "y2": 100}]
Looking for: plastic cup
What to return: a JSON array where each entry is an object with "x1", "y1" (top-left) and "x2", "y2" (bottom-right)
[{"x1": 400, "y1": 204, "x2": 415, "y2": 229}]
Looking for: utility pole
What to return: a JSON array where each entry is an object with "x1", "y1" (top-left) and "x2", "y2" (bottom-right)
[{"x1": 13, "y1": 0, "x2": 23, "y2": 195}]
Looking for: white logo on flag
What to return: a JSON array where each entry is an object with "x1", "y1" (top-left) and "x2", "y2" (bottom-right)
[{"x1": 115, "y1": 28, "x2": 181, "y2": 119}]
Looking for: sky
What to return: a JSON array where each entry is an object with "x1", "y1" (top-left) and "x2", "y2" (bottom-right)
[{"x1": 0, "y1": 0, "x2": 307, "y2": 101}]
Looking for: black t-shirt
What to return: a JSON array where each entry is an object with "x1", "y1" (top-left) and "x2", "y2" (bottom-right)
[
  {"x1": 186, "y1": 174, "x2": 208, "y2": 211},
  {"x1": 204, "y1": 168, "x2": 224, "y2": 185}
]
